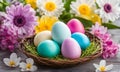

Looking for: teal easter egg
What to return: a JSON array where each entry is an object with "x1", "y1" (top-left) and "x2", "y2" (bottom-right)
[
  {"x1": 52, "y1": 21, "x2": 71, "y2": 44},
  {"x1": 71, "y1": 32, "x2": 90, "y2": 50},
  {"x1": 37, "y1": 40, "x2": 60, "y2": 58}
]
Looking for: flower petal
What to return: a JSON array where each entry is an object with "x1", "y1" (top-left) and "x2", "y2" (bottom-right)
[
  {"x1": 10, "y1": 53, "x2": 17, "y2": 61},
  {"x1": 19, "y1": 62, "x2": 26, "y2": 69},
  {"x1": 95, "y1": 69, "x2": 99, "y2": 72},
  {"x1": 21, "y1": 68, "x2": 26, "y2": 72},
  {"x1": 100, "y1": 60, "x2": 106, "y2": 66},
  {"x1": 106, "y1": 64, "x2": 113, "y2": 71},
  {"x1": 15, "y1": 57, "x2": 21, "y2": 66},
  {"x1": 26, "y1": 58, "x2": 34, "y2": 65},
  {"x1": 3, "y1": 58, "x2": 10, "y2": 66},
  {"x1": 30, "y1": 65, "x2": 37, "y2": 71},
  {"x1": 93, "y1": 63, "x2": 99, "y2": 69}
]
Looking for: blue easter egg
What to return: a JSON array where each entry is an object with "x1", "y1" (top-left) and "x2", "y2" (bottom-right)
[
  {"x1": 71, "y1": 32, "x2": 90, "y2": 50},
  {"x1": 52, "y1": 21, "x2": 71, "y2": 44},
  {"x1": 37, "y1": 40, "x2": 60, "y2": 58}
]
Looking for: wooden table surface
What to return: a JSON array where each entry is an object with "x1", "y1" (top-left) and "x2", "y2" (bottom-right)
[{"x1": 0, "y1": 20, "x2": 120, "y2": 72}]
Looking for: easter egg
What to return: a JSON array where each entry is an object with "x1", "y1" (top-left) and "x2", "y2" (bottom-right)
[
  {"x1": 67, "y1": 19, "x2": 85, "y2": 34},
  {"x1": 61, "y1": 38, "x2": 81, "y2": 59},
  {"x1": 71, "y1": 32, "x2": 90, "y2": 50},
  {"x1": 37, "y1": 40, "x2": 60, "y2": 58},
  {"x1": 52, "y1": 21, "x2": 71, "y2": 44},
  {"x1": 34, "y1": 31, "x2": 52, "y2": 46}
]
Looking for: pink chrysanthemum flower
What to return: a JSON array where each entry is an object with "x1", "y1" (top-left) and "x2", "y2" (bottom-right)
[
  {"x1": 0, "y1": 12, "x2": 18, "y2": 51},
  {"x1": 0, "y1": 24, "x2": 18, "y2": 51},
  {"x1": 0, "y1": 12, "x2": 7, "y2": 25},
  {"x1": 102, "y1": 40, "x2": 119, "y2": 58},
  {"x1": 91, "y1": 23, "x2": 107, "y2": 36},
  {"x1": 90, "y1": 23, "x2": 119, "y2": 59},
  {"x1": 6, "y1": 3, "x2": 37, "y2": 38}
]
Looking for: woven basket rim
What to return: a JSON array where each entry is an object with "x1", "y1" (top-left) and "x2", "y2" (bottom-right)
[{"x1": 19, "y1": 31, "x2": 103, "y2": 68}]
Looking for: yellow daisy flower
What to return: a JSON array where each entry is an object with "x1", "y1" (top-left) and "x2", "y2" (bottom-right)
[
  {"x1": 90, "y1": 14, "x2": 101, "y2": 25},
  {"x1": 35, "y1": 16, "x2": 58, "y2": 33},
  {"x1": 25, "y1": 0, "x2": 37, "y2": 9}
]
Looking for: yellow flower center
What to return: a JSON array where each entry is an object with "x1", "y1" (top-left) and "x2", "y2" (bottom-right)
[
  {"x1": 26, "y1": 63, "x2": 32, "y2": 70},
  {"x1": 45, "y1": 2, "x2": 56, "y2": 12},
  {"x1": 90, "y1": 14, "x2": 101, "y2": 24},
  {"x1": 25, "y1": 0, "x2": 36, "y2": 9},
  {"x1": 78, "y1": 4, "x2": 91, "y2": 16},
  {"x1": 100, "y1": 66, "x2": 106, "y2": 72},
  {"x1": 9, "y1": 61, "x2": 15, "y2": 67}
]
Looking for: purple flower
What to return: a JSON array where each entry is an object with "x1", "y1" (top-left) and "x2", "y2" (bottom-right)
[
  {"x1": 0, "y1": 12, "x2": 7, "y2": 25},
  {"x1": 6, "y1": 3, "x2": 37, "y2": 38},
  {"x1": 90, "y1": 23, "x2": 119, "y2": 59},
  {"x1": 6, "y1": 0, "x2": 20, "y2": 5},
  {"x1": 0, "y1": 24, "x2": 18, "y2": 51}
]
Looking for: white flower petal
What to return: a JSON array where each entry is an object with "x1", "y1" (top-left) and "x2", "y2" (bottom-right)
[
  {"x1": 30, "y1": 65, "x2": 37, "y2": 71},
  {"x1": 95, "y1": 69, "x2": 99, "y2": 72},
  {"x1": 15, "y1": 57, "x2": 21, "y2": 66},
  {"x1": 86, "y1": 0, "x2": 94, "y2": 6},
  {"x1": 100, "y1": 60, "x2": 106, "y2": 66},
  {"x1": 106, "y1": 64, "x2": 113, "y2": 71},
  {"x1": 26, "y1": 58, "x2": 34, "y2": 65},
  {"x1": 21, "y1": 68, "x2": 26, "y2": 72},
  {"x1": 10, "y1": 53, "x2": 17, "y2": 61},
  {"x1": 19, "y1": 62, "x2": 26, "y2": 69},
  {"x1": 93, "y1": 63, "x2": 99, "y2": 69},
  {"x1": 3, "y1": 58, "x2": 10, "y2": 66}
]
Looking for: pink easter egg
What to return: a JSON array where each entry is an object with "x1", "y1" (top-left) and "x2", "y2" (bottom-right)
[
  {"x1": 67, "y1": 19, "x2": 85, "y2": 34},
  {"x1": 61, "y1": 38, "x2": 81, "y2": 59}
]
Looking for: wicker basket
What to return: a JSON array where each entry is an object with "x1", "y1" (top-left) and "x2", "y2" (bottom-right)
[{"x1": 20, "y1": 31, "x2": 102, "y2": 68}]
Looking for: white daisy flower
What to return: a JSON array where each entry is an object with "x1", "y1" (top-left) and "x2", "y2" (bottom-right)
[
  {"x1": 36, "y1": 0, "x2": 64, "y2": 17},
  {"x1": 3, "y1": 53, "x2": 21, "y2": 67},
  {"x1": 19, "y1": 58, "x2": 37, "y2": 72},
  {"x1": 95, "y1": 0, "x2": 120, "y2": 23},
  {"x1": 93, "y1": 60, "x2": 113, "y2": 72},
  {"x1": 70, "y1": 0, "x2": 95, "y2": 17}
]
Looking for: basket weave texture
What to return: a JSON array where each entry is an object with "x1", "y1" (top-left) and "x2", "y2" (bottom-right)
[{"x1": 20, "y1": 31, "x2": 102, "y2": 68}]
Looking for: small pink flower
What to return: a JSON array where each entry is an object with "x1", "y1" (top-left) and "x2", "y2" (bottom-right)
[
  {"x1": 0, "y1": 12, "x2": 7, "y2": 25},
  {"x1": 90, "y1": 23, "x2": 119, "y2": 59},
  {"x1": 102, "y1": 41, "x2": 119, "y2": 59},
  {"x1": 0, "y1": 25, "x2": 18, "y2": 51},
  {"x1": 91, "y1": 23, "x2": 107, "y2": 36}
]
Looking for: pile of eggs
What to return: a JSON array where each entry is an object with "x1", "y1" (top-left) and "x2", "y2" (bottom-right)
[{"x1": 34, "y1": 19, "x2": 90, "y2": 59}]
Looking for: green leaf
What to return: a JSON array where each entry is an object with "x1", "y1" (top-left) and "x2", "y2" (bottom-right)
[
  {"x1": 0, "y1": 0, "x2": 9, "y2": 11},
  {"x1": 95, "y1": 2, "x2": 99, "y2": 8},
  {"x1": 102, "y1": 23, "x2": 120, "y2": 29},
  {"x1": 74, "y1": 17, "x2": 93, "y2": 28},
  {"x1": 0, "y1": 3, "x2": 3, "y2": 11},
  {"x1": 59, "y1": 12, "x2": 73, "y2": 23},
  {"x1": 64, "y1": 0, "x2": 76, "y2": 12}
]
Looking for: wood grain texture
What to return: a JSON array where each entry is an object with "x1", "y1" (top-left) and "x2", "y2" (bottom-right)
[{"x1": 0, "y1": 19, "x2": 120, "y2": 72}]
